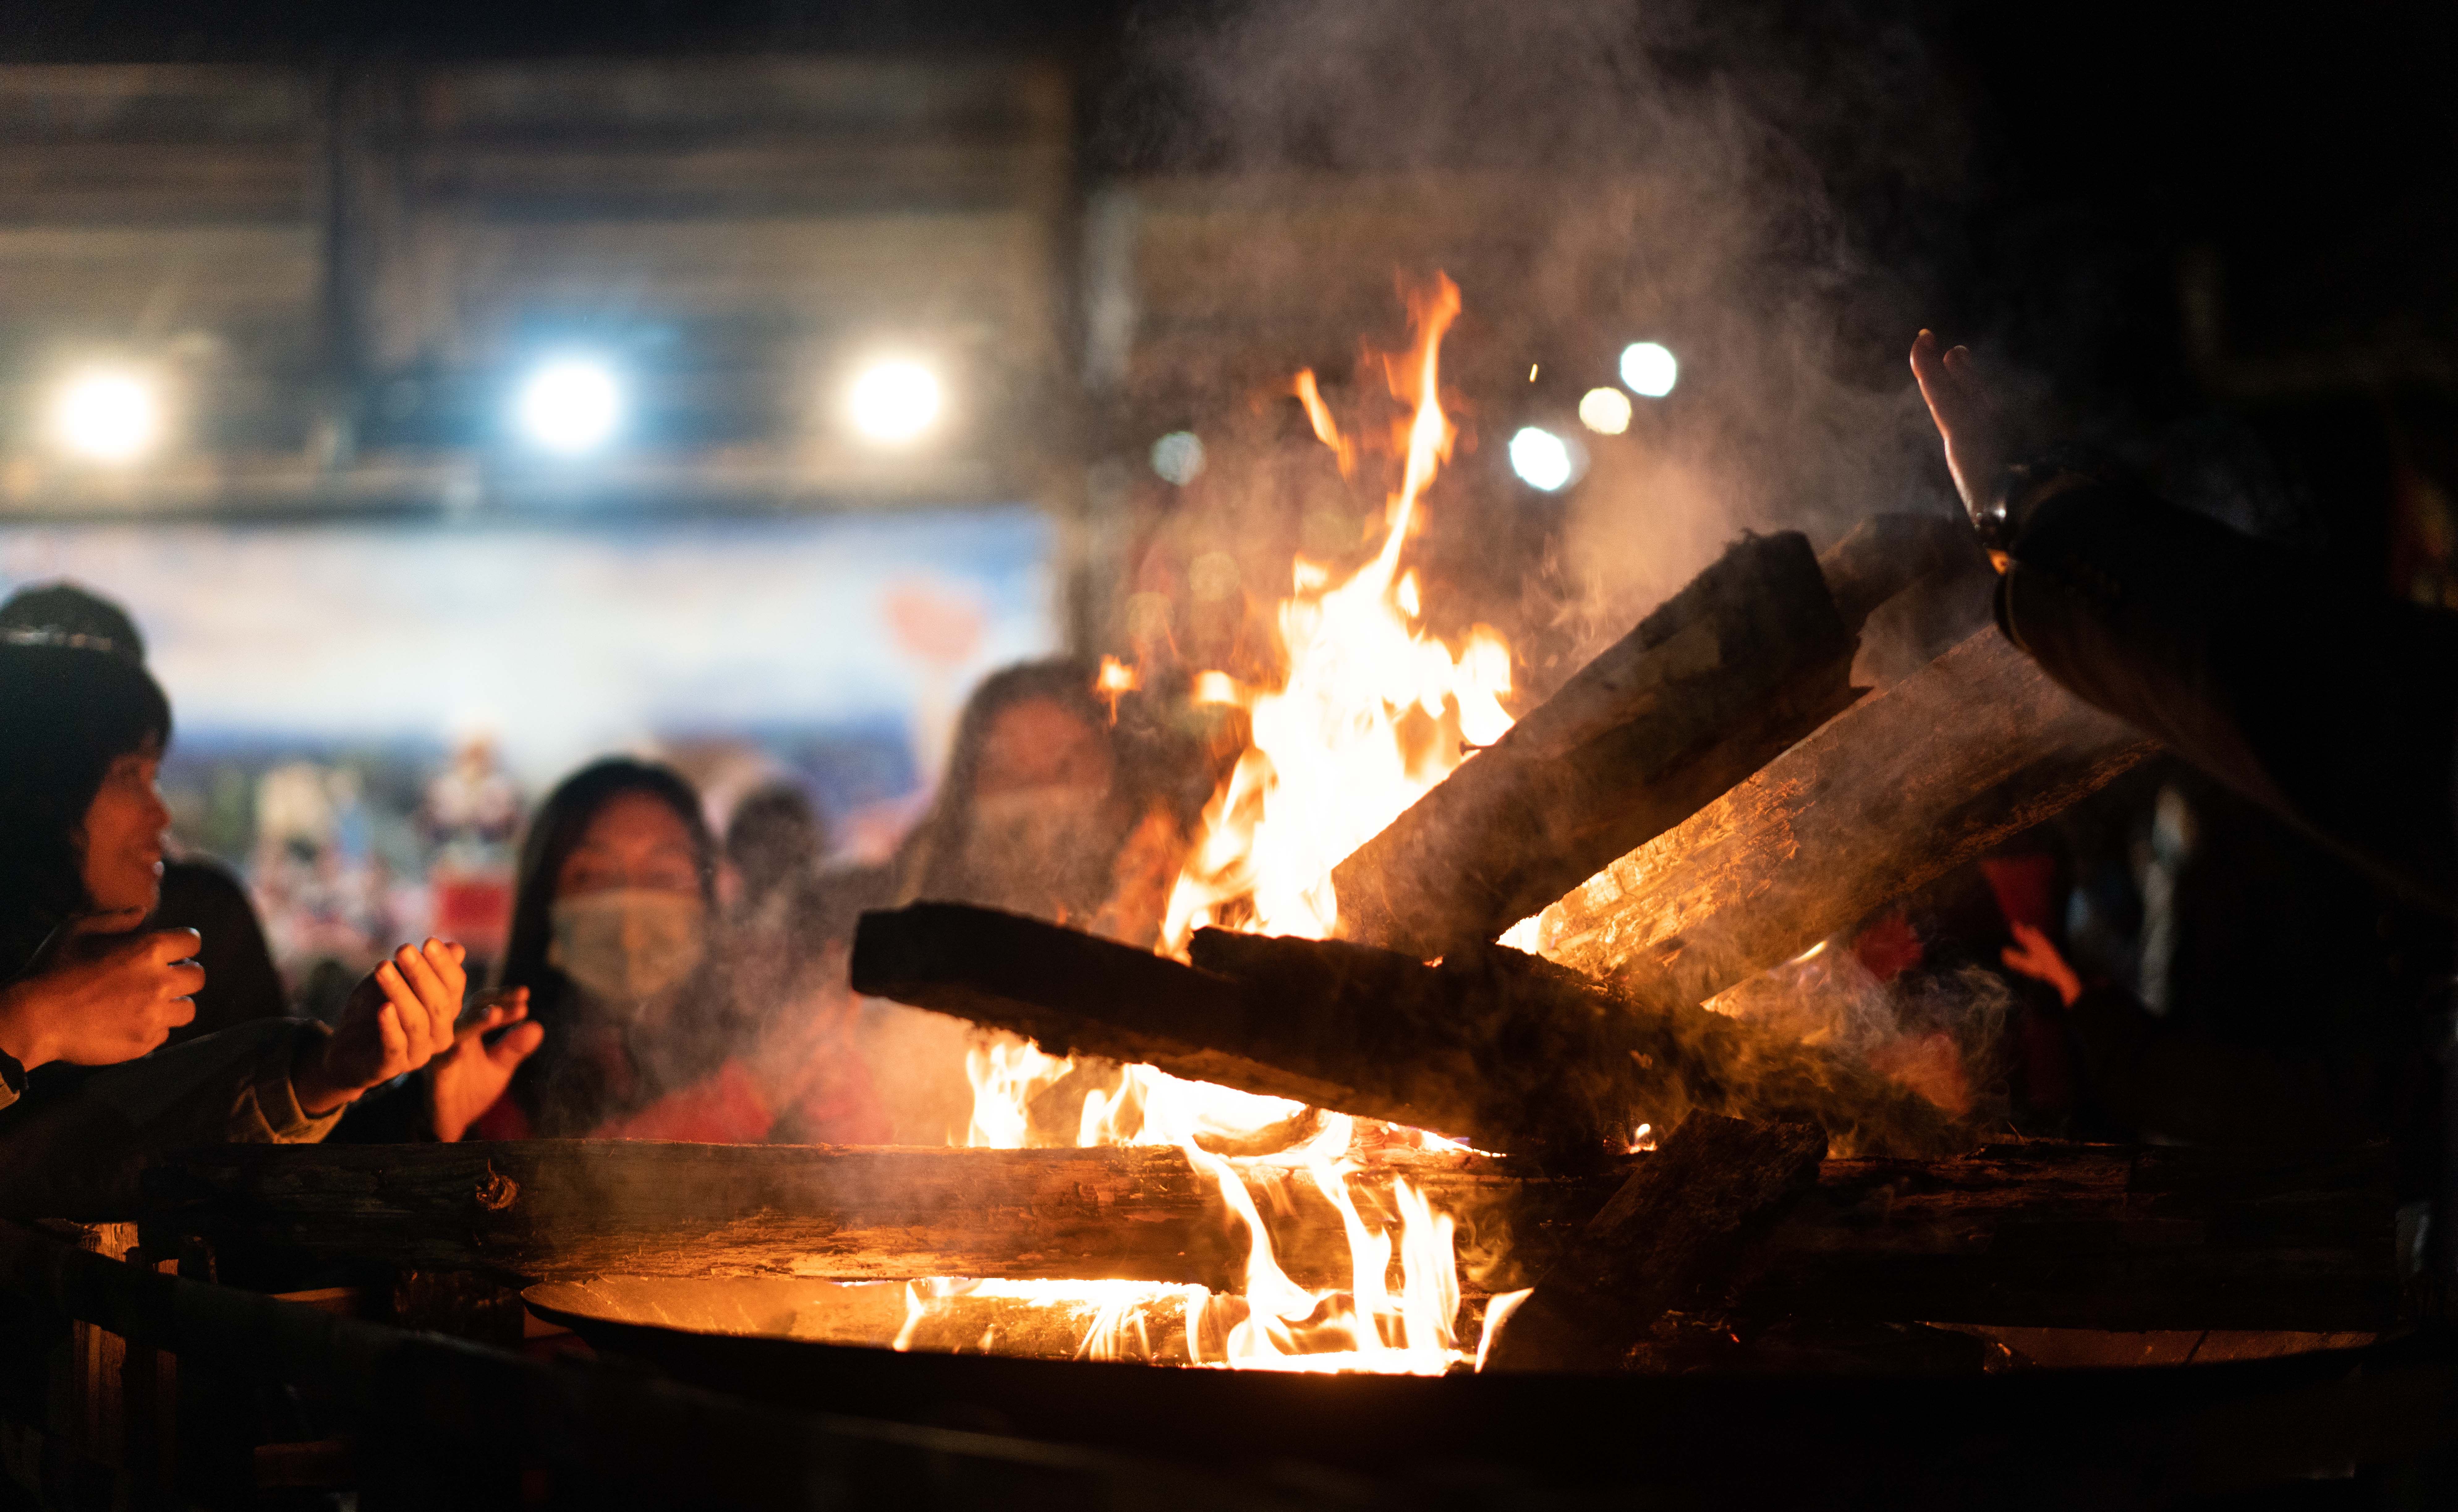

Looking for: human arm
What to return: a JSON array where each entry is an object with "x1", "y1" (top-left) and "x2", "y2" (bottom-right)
[
  {"x1": 0, "y1": 914, "x2": 203, "y2": 1098},
  {"x1": 2000, "y1": 921, "x2": 2083, "y2": 1007},
  {"x1": 427, "y1": 988, "x2": 545, "y2": 1142},
  {"x1": 288, "y1": 938, "x2": 474, "y2": 1115},
  {"x1": 1910, "y1": 331, "x2": 2458, "y2": 909}
]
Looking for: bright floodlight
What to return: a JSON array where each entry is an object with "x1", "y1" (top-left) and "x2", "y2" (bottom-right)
[
  {"x1": 1619, "y1": 341, "x2": 1679, "y2": 398},
  {"x1": 53, "y1": 369, "x2": 161, "y2": 463},
  {"x1": 1150, "y1": 430, "x2": 1206, "y2": 485},
  {"x1": 514, "y1": 358, "x2": 623, "y2": 454},
  {"x1": 848, "y1": 359, "x2": 942, "y2": 444},
  {"x1": 1577, "y1": 386, "x2": 1633, "y2": 435},
  {"x1": 1508, "y1": 426, "x2": 1576, "y2": 492}
]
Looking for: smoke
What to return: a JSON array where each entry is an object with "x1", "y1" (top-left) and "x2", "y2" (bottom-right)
[
  {"x1": 1706, "y1": 946, "x2": 2016, "y2": 1134},
  {"x1": 1098, "y1": 0, "x2": 1977, "y2": 689}
]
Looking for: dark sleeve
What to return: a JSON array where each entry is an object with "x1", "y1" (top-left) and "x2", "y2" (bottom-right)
[
  {"x1": 154, "y1": 858, "x2": 288, "y2": 1042},
  {"x1": 327, "y1": 1075, "x2": 435, "y2": 1143},
  {"x1": 2066, "y1": 985, "x2": 2387, "y2": 1149},
  {"x1": 1997, "y1": 482, "x2": 2458, "y2": 911}
]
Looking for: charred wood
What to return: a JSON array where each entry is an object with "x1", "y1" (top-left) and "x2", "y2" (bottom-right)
[
  {"x1": 854, "y1": 902, "x2": 1965, "y2": 1158},
  {"x1": 1331, "y1": 531, "x2": 1861, "y2": 957},
  {"x1": 1330, "y1": 517, "x2": 1979, "y2": 959},
  {"x1": 1745, "y1": 1141, "x2": 2405, "y2": 1333},
  {"x1": 1483, "y1": 1113, "x2": 1828, "y2": 1371},
  {"x1": 1531, "y1": 627, "x2": 2156, "y2": 1008},
  {"x1": 138, "y1": 1140, "x2": 2401, "y2": 1333},
  {"x1": 139, "y1": 1140, "x2": 1566, "y2": 1294}
]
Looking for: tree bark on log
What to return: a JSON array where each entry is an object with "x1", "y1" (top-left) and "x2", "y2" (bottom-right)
[
  {"x1": 139, "y1": 1140, "x2": 1565, "y2": 1294},
  {"x1": 138, "y1": 1140, "x2": 2401, "y2": 1334},
  {"x1": 853, "y1": 903, "x2": 1965, "y2": 1158},
  {"x1": 1744, "y1": 1141, "x2": 2403, "y2": 1332},
  {"x1": 1329, "y1": 531, "x2": 1860, "y2": 957},
  {"x1": 1483, "y1": 1114, "x2": 1828, "y2": 1372},
  {"x1": 1330, "y1": 516, "x2": 1980, "y2": 958},
  {"x1": 1528, "y1": 627, "x2": 2156, "y2": 1006}
]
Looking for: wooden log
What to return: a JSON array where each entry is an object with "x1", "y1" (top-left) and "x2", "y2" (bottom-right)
[
  {"x1": 847, "y1": 901, "x2": 1445, "y2": 1129},
  {"x1": 1527, "y1": 626, "x2": 2157, "y2": 1005},
  {"x1": 1329, "y1": 516, "x2": 1979, "y2": 958},
  {"x1": 1483, "y1": 1114, "x2": 1827, "y2": 1371},
  {"x1": 1745, "y1": 1141, "x2": 2404, "y2": 1333},
  {"x1": 1330, "y1": 530, "x2": 1861, "y2": 957},
  {"x1": 138, "y1": 1140, "x2": 1580, "y2": 1293},
  {"x1": 855, "y1": 902, "x2": 1966, "y2": 1158},
  {"x1": 138, "y1": 1140, "x2": 2401, "y2": 1334}
]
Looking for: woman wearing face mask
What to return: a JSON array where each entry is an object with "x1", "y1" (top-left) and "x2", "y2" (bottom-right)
[
  {"x1": 448, "y1": 758, "x2": 886, "y2": 1143},
  {"x1": 890, "y1": 658, "x2": 1188, "y2": 942},
  {"x1": 0, "y1": 637, "x2": 484, "y2": 1172}
]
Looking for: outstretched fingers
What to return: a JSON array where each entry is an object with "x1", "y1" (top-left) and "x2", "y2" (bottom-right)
[
  {"x1": 372, "y1": 959, "x2": 440, "y2": 1063},
  {"x1": 488, "y1": 1020, "x2": 546, "y2": 1071},
  {"x1": 375, "y1": 1002, "x2": 409, "y2": 1072}
]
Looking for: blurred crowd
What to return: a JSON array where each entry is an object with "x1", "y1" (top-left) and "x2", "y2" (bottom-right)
[
  {"x1": 1, "y1": 546, "x2": 2450, "y2": 1181},
  {"x1": 0, "y1": 578, "x2": 1231, "y2": 1156}
]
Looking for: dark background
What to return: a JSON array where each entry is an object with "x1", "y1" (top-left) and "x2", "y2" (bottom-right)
[{"x1": 9, "y1": 0, "x2": 2448, "y2": 587}]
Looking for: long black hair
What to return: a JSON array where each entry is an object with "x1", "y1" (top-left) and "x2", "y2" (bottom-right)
[
  {"x1": 0, "y1": 642, "x2": 172, "y2": 977},
  {"x1": 495, "y1": 758, "x2": 724, "y2": 1131}
]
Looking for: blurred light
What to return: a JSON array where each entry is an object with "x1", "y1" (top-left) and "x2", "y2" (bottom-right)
[
  {"x1": 52, "y1": 369, "x2": 161, "y2": 463},
  {"x1": 1507, "y1": 426, "x2": 1577, "y2": 491},
  {"x1": 1577, "y1": 386, "x2": 1633, "y2": 435},
  {"x1": 1151, "y1": 430, "x2": 1205, "y2": 485},
  {"x1": 1619, "y1": 341, "x2": 1679, "y2": 398},
  {"x1": 514, "y1": 358, "x2": 623, "y2": 454},
  {"x1": 848, "y1": 359, "x2": 942, "y2": 444}
]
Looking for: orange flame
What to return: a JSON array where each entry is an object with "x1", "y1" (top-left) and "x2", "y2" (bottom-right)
[
  {"x1": 946, "y1": 274, "x2": 1522, "y2": 1376},
  {"x1": 1291, "y1": 369, "x2": 1357, "y2": 478},
  {"x1": 1163, "y1": 271, "x2": 1508, "y2": 945}
]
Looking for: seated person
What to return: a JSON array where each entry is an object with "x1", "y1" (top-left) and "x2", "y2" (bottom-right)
[
  {"x1": 0, "y1": 580, "x2": 285, "y2": 1044},
  {"x1": 0, "y1": 637, "x2": 484, "y2": 1198},
  {"x1": 443, "y1": 759, "x2": 886, "y2": 1144}
]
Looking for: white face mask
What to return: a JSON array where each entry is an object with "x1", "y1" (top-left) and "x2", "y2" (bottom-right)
[{"x1": 547, "y1": 888, "x2": 709, "y2": 1005}]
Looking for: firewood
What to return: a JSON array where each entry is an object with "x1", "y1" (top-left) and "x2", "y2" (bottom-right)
[
  {"x1": 1330, "y1": 530, "x2": 1860, "y2": 957},
  {"x1": 1329, "y1": 516, "x2": 1979, "y2": 958},
  {"x1": 854, "y1": 903, "x2": 1966, "y2": 1159},
  {"x1": 139, "y1": 1140, "x2": 1570, "y2": 1294},
  {"x1": 1529, "y1": 626, "x2": 2155, "y2": 1007},
  {"x1": 1744, "y1": 1141, "x2": 2403, "y2": 1332},
  {"x1": 1481, "y1": 1113, "x2": 1828, "y2": 1372},
  {"x1": 138, "y1": 1140, "x2": 2402, "y2": 1334}
]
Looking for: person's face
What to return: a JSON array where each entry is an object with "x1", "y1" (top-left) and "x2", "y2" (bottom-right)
[
  {"x1": 79, "y1": 742, "x2": 170, "y2": 916},
  {"x1": 974, "y1": 698, "x2": 1112, "y2": 800},
  {"x1": 556, "y1": 790, "x2": 703, "y2": 902}
]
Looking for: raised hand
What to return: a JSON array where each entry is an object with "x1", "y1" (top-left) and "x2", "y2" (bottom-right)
[
  {"x1": 294, "y1": 939, "x2": 468, "y2": 1115},
  {"x1": 1909, "y1": 329, "x2": 2007, "y2": 520},
  {"x1": 427, "y1": 987, "x2": 545, "y2": 1142},
  {"x1": 2001, "y1": 921, "x2": 2083, "y2": 1008},
  {"x1": 0, "y1": 915, "x2": 202, "y2": 1070}
]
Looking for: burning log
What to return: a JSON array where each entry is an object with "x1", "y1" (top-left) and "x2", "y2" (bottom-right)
[
  {"x1": 138, "y1": 1140, "x2": 1568, "y2": 1293},
  {"x1": 1330, "y1": 531, "x2": 1859, "y2": 957},
  {"x1": 1530, "y1": 626, "x2": 2156, "y2": 1005},
  {"x1": 853, "y1": 902, "x2": 1964, "y2": 1157},
  {"x1": 138, "y1": 1140, "x2": 2401, "y2": 1334},
  {"x1": 1482, "y1": 1113, "x2": 1828, "y2": 1372},
  {"x1": 1327, "y1": 514, "x2": 1976, "y2": 954},
  {"x1": 1330, "y1": 519, "x2": 1978, "y2": 958}
]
